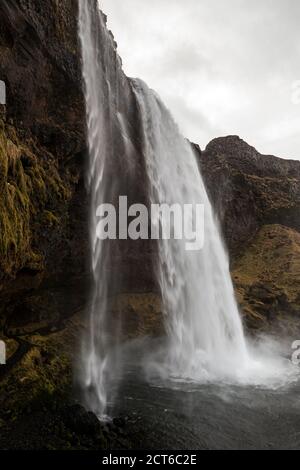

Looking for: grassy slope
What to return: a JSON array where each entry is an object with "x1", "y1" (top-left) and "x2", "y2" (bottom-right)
[{"x1": 233, "y1": 224, "x2": 300, "y2": 332}]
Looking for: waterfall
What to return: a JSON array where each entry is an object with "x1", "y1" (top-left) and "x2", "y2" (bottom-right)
[
  {"x1": 78, "y1": 0, "x2": 119, "y2": 418},
  {"x1": 79, "y1": 0, "x2": 249, "y2": 413},
  {"x1": 132, "y1": 79, "x2": 250, "y2": 382},
  {"x1": 78, "y1": 2, "x2": 298, "y2": 418}
]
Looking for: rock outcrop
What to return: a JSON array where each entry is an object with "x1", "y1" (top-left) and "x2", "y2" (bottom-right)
[{"x1": 196, "y1": 136, "x2": 300, "y2": 331}]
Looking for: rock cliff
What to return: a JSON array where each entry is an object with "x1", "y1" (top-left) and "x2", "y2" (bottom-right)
[
  {"x1": 0, "y1": 0, "x2": 88, "y2": 322},
  {"x1": 196, "y1": 136, "x2": 300, "y2": 331}
]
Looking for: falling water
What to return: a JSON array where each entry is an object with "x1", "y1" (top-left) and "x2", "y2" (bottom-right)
[
  {"x1": 78, "y1": 0, "x2": 119, "y2": 418},
  {"x1": 132, "y1": 80, "x2": 300, "y2": 388},
  {"x1": 132, "y1": 79, "x2": 252, "y2": 382}
]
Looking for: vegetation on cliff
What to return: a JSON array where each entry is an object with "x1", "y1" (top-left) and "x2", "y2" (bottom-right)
[
  {"x1": 233, "y1": 224, "x2": 300, "y2": 332},
  {"x1": 0, "y1": 120, "x2": 70, "y2": 278}
]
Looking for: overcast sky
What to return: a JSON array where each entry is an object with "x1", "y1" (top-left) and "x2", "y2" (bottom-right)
[{"x1": 100, "y1": 0, "x2": 300, "y2": 159}]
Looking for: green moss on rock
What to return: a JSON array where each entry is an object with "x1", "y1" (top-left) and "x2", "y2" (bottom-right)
[
  {"x1": 0, "y1": 121, "x2": 71, "y2": 277},
  {"x1": 232, "y1": 224, "x2": 300, "y2": 332}
]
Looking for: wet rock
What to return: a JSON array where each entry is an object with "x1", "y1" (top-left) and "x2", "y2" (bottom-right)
[
  {"x1": 62, "y1": 404, "x2": 101, "y2": 436},
  {"x1": 113, "y1": 416, "x2": 126, "y2": 428},
  {"x1": 196, "y1": 135, "x2": 300, "y2": 258}
]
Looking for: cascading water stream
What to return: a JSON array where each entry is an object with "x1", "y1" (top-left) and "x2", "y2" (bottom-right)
[
  {"x1": 78, "y1": 1, "x2": 298, "y2": 418},
  {"x1": 132, "y1": 79, "x2": 250, "y2": 382},
  {"x1": 132, "y1": 79, "x2": 298, "y2": 387},
  {"x1": 78, "y1": 0, "x2": 120, "y2": 418}
]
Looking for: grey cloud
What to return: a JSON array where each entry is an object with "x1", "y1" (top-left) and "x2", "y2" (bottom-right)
[{"x1": 100, "y1": 0, "x2": 300, "y2": 160}]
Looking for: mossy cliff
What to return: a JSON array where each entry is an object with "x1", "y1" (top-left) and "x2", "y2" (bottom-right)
[
  {"x1": 233, "y1": 224, "x2": 300, "y2": 332},
  {"x1": 0, "y1": 120, "x2": 69, "y2": 278},
  {"x1": 0, "y1": 0, "x2": 89, "y2": 327}
]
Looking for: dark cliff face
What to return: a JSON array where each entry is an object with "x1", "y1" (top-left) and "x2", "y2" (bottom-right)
[
  {"x1": 197, "y1": 135, "x2": 300, "y2": 258},
  {"x1": 0, "y1": 0, "x2": 89, "y2": 327},
  {"x1": 0, "y1": 0, "x2": 86, "y2": 278},
  {"x1": 196, "y1": 136, "x2": 300, "y2": 331},
  {"x1": 0, "y1": 0, "x2": 83, "y2": 141}
]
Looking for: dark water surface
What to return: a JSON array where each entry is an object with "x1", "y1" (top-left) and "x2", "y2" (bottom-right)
[
  {"x1": 112, "y1": 372, "x2": 300, "y2": 449},
  {"x1": 107, "y1": 341, "x2": 300, "y2": 450}
]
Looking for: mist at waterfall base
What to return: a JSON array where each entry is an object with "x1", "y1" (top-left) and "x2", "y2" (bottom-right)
[{"x1": 78, "y1": 1, "x2": 299, "y2": 420}]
